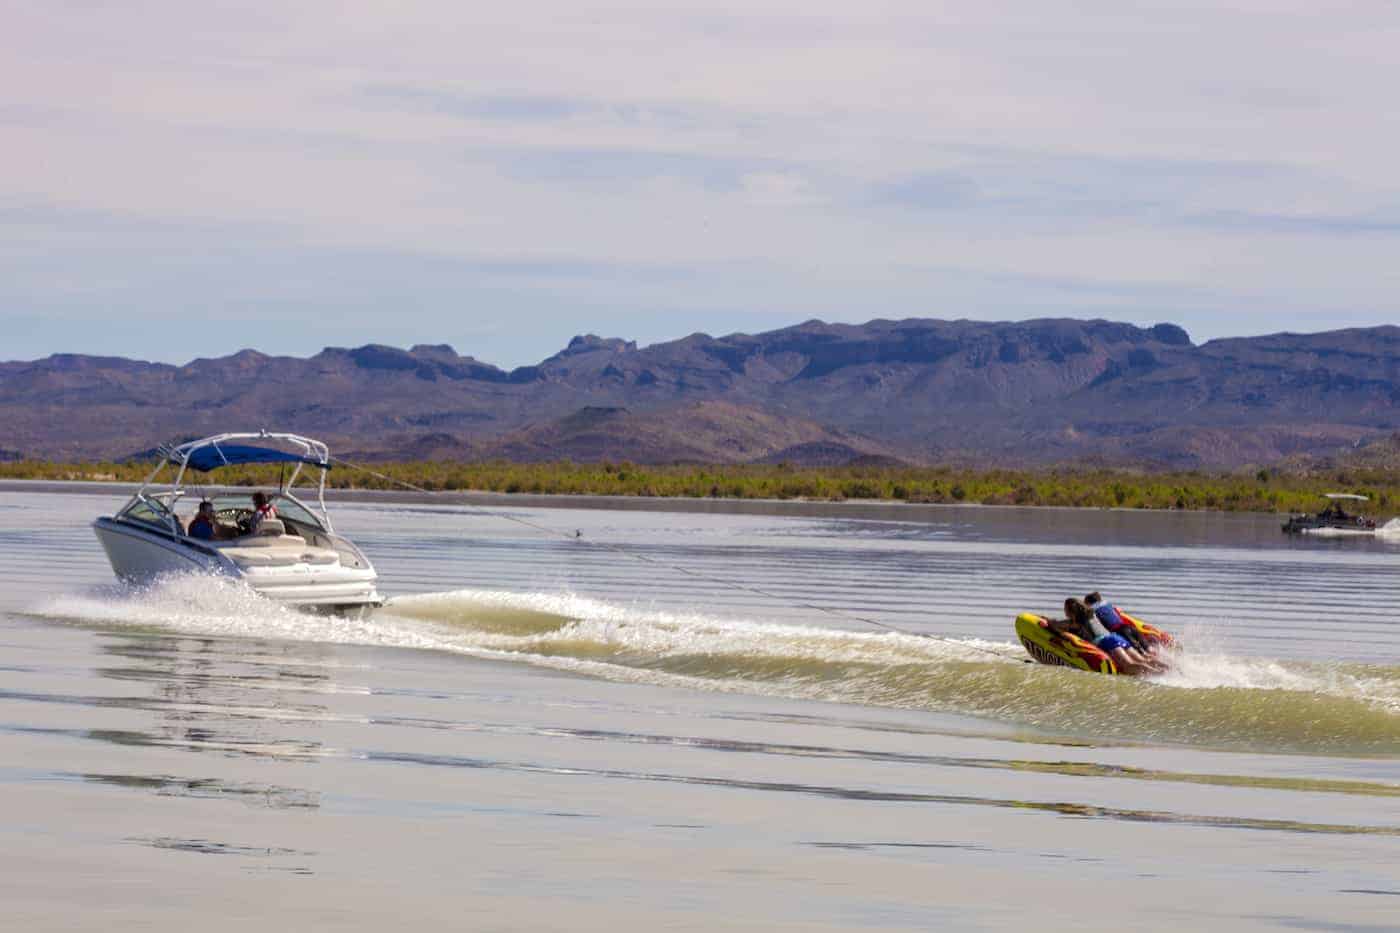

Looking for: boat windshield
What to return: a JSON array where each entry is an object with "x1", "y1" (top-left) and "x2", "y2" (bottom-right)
[
  {"x1": 206, "y1": 493, "x2": 325, "y2": 531},
  {"x1": 119, "y1": 497, "x2": 178, "y2": 531}
]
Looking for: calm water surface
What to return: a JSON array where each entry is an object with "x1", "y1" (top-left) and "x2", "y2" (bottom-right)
[{"x1": 1, "y1": 485, "x2": 1398, "y2": 931}]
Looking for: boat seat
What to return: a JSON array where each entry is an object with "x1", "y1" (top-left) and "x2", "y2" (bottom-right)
[
  {"x1": 255, "y1": 518, "x2": 287, "y2": 537},
  {"x1": 219, "y1": 547, "x2": 304, "y2": 567},
  {"x1": 219, "y1": 543, "x2": 342, "y2": 568},
  {"x1": 220, "y1": 532, "x2": 304, "y2": 549}
]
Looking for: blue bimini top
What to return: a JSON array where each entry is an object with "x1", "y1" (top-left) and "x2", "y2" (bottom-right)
[{"x1": 178, "y1": 444, "x2": 330, "y2": 473}]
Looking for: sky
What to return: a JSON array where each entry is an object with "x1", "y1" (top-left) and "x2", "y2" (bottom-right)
[{"x1": 4, "y1": 1, "x2": 1399, "y2": 367}]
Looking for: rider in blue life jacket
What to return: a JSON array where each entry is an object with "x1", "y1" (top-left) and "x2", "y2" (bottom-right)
[
  {"x1": 1084, "y1": 592, "x2": 1152, "y2": 653},
  {"x1": 1064, "y1": 598, "x2": 1163, "y2": 675}
]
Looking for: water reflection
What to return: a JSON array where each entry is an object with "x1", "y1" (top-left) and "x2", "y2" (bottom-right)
[
  {"x1": 0, "y1": 633, "x2": 335, "y2": 811},
  {"x1": 81, "y1": 772, "x2": 318, "y2": 809},
  {"x1": 360, "y1": 748, "x2": 1400, "y2": 838},
  {"x1": 128, "y1": 836, "x2": 316, "y2": 874},
  {"x1": 90, "y1": 632, "x2": 337, "y2": 761}
]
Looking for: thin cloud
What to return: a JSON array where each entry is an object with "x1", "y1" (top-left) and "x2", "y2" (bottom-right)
[
  {"x1": 3, "y1": 0, "x2": 1399, "y2": 365},
  {"x1": 360, "y1": 86, "x2": 589, "y2": 122},
  {"x1": 1185, "y1": 210, "x2": 1400, "y2": 237}
]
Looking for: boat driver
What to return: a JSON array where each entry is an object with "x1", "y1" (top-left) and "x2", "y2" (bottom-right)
[{"x1": 249, "y1": 491, "x2": 278, "y2": 532}]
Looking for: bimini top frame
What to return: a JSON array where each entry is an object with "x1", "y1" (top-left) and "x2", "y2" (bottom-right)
[{"x1": 122, "y1": 430, "x2": 338, "y2": 535}]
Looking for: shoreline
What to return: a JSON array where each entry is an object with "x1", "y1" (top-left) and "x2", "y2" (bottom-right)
[
  {"x1": 3, "y1": 458, "x2": 1390, "y2": 518},
  {"x1": 0, "y1": 476, "x2": 1285, "y2": 522}
]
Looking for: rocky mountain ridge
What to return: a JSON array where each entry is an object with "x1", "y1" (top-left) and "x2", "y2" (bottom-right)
[{"x1": 3, "y1": 318, "x2": 1397, "y2": 467}]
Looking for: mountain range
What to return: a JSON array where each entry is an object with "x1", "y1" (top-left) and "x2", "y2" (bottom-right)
[{"x1": 3, "y1": 318, "x2": 1398, "y2": 468}]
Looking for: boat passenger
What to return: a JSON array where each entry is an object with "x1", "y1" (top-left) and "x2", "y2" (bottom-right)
[
  {"x1": 1064, "y1": 598, "x2": 1164, "y2": 675},
  {"x1": 249, "y1": 491, "x2": 278, "y2": 532},
  {"x1": 186, "y1": 501, "x2": 224, "y2": 541}
]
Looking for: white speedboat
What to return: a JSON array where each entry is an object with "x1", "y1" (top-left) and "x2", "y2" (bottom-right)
[{"x1": 93, "y1": 432, "x2": 382, "y2": 611}]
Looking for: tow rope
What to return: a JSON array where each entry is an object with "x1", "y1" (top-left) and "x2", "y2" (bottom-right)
[{"x1": 330, "y1": 457, "x2": 1029, "y2": 663}]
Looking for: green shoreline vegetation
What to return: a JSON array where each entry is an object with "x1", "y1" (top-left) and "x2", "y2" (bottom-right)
[{"x1": 2, "y1": 459, "x2": 1396, "y2": 515}]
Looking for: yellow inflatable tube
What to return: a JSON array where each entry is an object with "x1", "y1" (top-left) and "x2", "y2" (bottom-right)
[{"x1": 1015, "y1": 611, "x2": 1173, "y2": 675}]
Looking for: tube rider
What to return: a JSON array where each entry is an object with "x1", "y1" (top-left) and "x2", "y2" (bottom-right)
[
  {"x1": 1084, "y1": 592, "x2": 1151, "y2": 653},
  {"x1": 1062, "y1": 598, "x2": 1164, "y2": 675}
]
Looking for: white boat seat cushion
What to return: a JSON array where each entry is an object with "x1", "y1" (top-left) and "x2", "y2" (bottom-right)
[
  {"x1": 219, "y1": 543, "x2": 342, "y2": 568},
  {"x1": 225, "y1": 533, "x2": 303, "y2": 549},
  {"x1": 219, "y1": 547, "x2": 301, "y2": 567},
  {"x1": 255, "y1": 518, "x2": 286, "y2": 536}
]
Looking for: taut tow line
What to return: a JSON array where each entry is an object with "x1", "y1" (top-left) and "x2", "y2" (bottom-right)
[{"x1": 330, "y1": 457, "x2": 1029, "y2": 663}]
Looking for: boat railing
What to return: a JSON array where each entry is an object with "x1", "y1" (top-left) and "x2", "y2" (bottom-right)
[{"x1": 115, "y1": 432, "x2": 339, "y2": 534}]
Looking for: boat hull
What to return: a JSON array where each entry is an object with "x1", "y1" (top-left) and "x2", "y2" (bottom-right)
[
  {"x1": 94, "y1": 517, "x2": 226, "y2": 579},
  {"x1": 1282, "y1": 516, "x2": 1376, "y2": 535},
  {"x1": 93, "y1": 518, "x2": 382, "y2": 610}
]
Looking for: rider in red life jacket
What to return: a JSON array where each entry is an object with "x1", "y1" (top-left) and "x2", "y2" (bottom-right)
[{"x1": 250, "y1": 491, "x2": 278, "y2": 532}]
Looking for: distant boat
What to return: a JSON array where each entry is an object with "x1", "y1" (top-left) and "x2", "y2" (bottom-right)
[
  {"x1": 1282, "y1": 493, "x2": 1377, "y2": 535},
  {"x1": 93, "y1": 431, "x2": 382, "y2": 611}
]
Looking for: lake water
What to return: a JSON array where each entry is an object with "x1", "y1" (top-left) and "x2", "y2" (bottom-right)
[{"x1": 2, "y1": 484, "x2": 1398, "y2": 930}]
